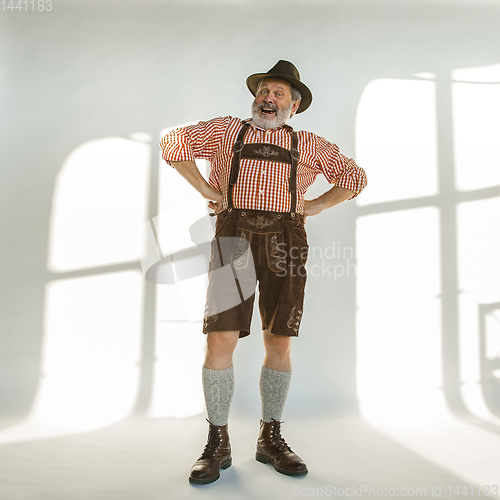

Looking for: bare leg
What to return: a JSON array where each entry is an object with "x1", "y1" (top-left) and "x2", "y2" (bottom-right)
[
  {"x1": 204, "y1": 330, "x2": 240, "y2": 369},
  {"x1": 262, "y1": 329, "x2": 292, "y2": 371}
]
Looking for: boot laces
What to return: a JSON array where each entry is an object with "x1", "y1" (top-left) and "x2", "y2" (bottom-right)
[
  {"x1": 270, "y1": 418, "x2": 293, "y2": 453},
  {"x1": 200, "y1": 420, "x2": 223, "y2": 458}
]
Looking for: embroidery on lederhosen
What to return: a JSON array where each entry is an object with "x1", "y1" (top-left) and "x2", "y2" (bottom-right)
[
  {"x1": 286, "y1": 305, "x2": 303, "y2": 334},
  {"x1": 246, "y1": 215, "x2": 276, "y2": 231},
  {"x1": 232, "y1": 230, "x2": 251, "y2": 270},
  {"x1": 203, "y1": 299, "x2": 218, "y2": 328},
  {"x1": 266, "y1": 233, "x2": 286, "y2": 273},
  {"x1": 253, "y1": 145, "x2": 280, "y2": 158}
]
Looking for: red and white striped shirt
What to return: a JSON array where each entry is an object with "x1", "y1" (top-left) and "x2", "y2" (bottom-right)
[{"x1": 160, "y1": 116, "x2": 367, "y2": 214}]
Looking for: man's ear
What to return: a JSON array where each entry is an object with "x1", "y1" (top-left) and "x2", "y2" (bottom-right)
[{"x1": 291, "y1": 100, "x2": 301, "y2": 115}]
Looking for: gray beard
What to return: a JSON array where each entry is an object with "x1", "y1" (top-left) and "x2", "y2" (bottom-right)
[{"x1": 251, "y1": 99, "x2": 294, "y2": 130}]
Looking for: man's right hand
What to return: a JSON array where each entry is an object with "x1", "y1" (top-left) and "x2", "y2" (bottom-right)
[{"x1": 203, "y1": 186, "x2": 223, "y2": 214}]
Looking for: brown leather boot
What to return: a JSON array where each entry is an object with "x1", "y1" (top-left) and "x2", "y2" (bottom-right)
[
  {"x1": 255, "y1": 419, "x2": 308, "y2": 476},
  {"x1": 189, "y1": 419, "x2": 232, "y2": 485}
]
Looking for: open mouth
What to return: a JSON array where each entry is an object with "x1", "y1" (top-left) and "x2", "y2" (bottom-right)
[{"x1": 260, "y1": 106, "x2": 277, "y2": 116}]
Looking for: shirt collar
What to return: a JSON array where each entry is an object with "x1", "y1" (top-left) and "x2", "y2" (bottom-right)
[{"x1": 243, "y1": 118, "x2": 294, "y2": 133}]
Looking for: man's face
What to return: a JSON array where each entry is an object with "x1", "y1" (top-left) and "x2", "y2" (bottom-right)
[{"x1": 251, "y1": 78, "x2": 300, "y2": 130}]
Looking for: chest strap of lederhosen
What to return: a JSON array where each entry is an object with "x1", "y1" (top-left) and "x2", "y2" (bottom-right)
[{"x1": 227, "y1": 123, "x2": 300, "y2": 215}]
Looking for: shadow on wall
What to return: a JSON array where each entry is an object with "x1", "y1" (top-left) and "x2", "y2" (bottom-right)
[{"x1": 353, "y1": 68, "x2": 500, "y2": 431}]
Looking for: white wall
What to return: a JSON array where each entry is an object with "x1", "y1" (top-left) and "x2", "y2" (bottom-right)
[{"x1": 1, "y1": 0, "x2": 499, "y2": 430}]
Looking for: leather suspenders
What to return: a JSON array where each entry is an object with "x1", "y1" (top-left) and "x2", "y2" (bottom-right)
[
  {"x1": 289, "y1": 131, "x2": 299, "y2": 215},
  {"x1": 227, "y1": 123, "x2": 300, "y2": 214},
  {"x1": 227, "y1": 123, "x2": 250, "y2": 209}
]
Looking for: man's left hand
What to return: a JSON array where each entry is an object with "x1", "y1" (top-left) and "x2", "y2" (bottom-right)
[
  {"x1": 303, "y1": 199, "x2": 324, "y2": 217},
  {"x1": 304, "y1": 186, "x2": 356, "y2": 219}
]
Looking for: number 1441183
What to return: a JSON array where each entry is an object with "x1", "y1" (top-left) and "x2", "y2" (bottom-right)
[{"x1": 2, "y1": 0, "x2": 52, "y2": 11}]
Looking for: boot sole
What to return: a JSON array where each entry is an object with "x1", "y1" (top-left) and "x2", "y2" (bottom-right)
[
  {"x1": 189, "y1": 457, "x2": 232, "y2": 485},
  {"x1": 255, "y1": 453, "x2": 308, "y2": 477}
]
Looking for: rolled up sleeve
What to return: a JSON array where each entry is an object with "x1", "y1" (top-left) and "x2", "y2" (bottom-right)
[
  {"x1": 159, "y1": 127, "x2": 195, "y2": 167},
  {"x1": 159, "y1": 116, "x2": 230, "y2": 167},
  {"x1": 316, "y1": 136, "x2": 367, "y2": 199}
]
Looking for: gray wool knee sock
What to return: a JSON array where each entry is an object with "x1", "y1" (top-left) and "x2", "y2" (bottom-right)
[
  {"x1": 202, "y1": 366, "x2": 234, "y2": 426},
  {"x1": 260, "y1": 365, "x2": 292, "y2": 423}
]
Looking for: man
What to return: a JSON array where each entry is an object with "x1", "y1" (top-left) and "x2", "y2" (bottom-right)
[{"x1": 160, "y1": 60, "x2": 367, "y2": 484}]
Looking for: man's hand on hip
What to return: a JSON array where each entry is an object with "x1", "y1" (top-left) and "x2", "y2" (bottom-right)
[
  {"x1": 303, "y1": 199, "x2": 324, "y2": 217},
  {"x1": 204, "y1": 186, "x2": 223, "y2": 214},
  {"x1": 304, "y1": 186, "x2": 356, "y2": 218}
]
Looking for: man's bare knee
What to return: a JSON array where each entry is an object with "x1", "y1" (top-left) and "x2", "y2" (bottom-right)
[
  {"x1": 207, "y1": 330, "x2": 239, "y2": 351},
  {"x1": 263, "y1": 329, "x2": 291, "y2": 355},
  {"x1": 204, "y1": 330, "x2": 239, "y2": 369}
]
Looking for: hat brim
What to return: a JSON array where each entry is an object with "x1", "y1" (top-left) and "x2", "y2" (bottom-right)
[{"x1": 246, "y1": 73, "x2": 312, "y2": 114}]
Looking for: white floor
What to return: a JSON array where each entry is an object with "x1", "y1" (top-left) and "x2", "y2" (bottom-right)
[{"x1": 1, "y1": 412, "x2": 499, "y2": 500}]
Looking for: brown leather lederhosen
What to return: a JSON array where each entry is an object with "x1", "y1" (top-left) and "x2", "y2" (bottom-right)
[
  {"x1": 227, "y1": 122, "x2": 300, "y2": 215},
  {"x1": 203, "y1": 122, "x2": 308, "y2": 338}
]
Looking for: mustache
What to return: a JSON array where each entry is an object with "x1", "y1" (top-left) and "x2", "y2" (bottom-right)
[{"x1": 258, "y1": 102, "x2": 278, "y2": 112}]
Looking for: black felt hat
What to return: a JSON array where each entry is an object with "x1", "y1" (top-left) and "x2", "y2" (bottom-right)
[{"x1": 246, "y1": 60, "x2": 312, "y2": 114}]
